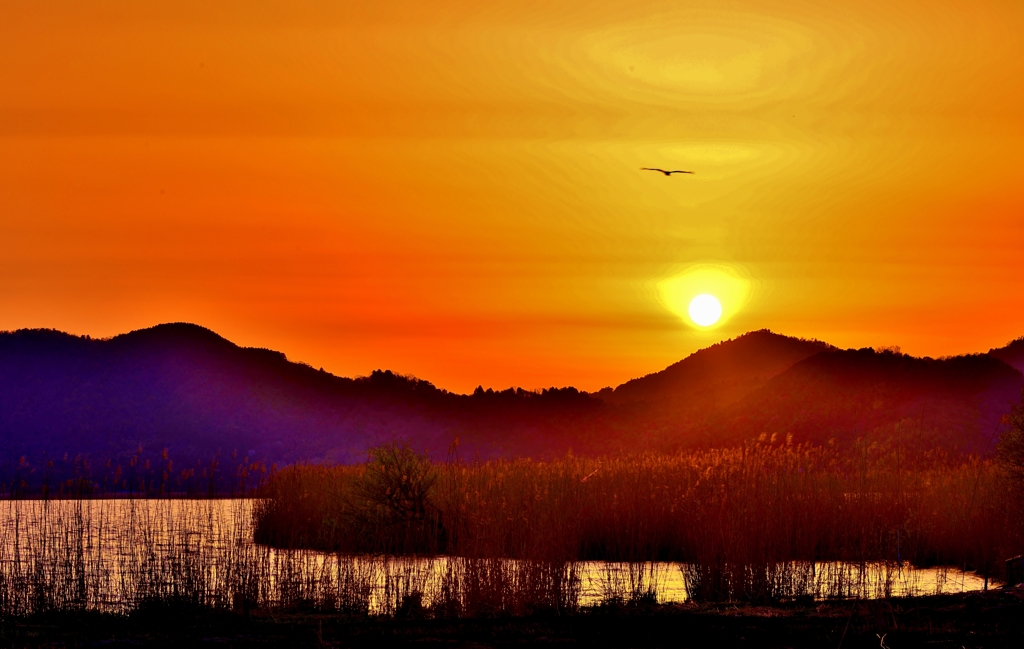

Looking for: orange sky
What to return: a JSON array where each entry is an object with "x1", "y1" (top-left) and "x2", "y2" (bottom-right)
[{"x1": 2, "y1": 0, "x2": 1023, "y2": 393}]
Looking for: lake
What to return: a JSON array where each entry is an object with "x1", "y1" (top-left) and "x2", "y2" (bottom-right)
[{"x1": 0, "y1": 499, "x2": 992, "y2": 616}]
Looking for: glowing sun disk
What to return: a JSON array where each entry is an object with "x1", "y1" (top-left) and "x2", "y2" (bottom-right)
[{"x1": 688, "y1": 294, "x2": 722, "y2": 326}]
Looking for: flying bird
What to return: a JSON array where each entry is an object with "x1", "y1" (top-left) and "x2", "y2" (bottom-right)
[{"x1": 641, "y1": 168, "x2": 694, "y2": 176}]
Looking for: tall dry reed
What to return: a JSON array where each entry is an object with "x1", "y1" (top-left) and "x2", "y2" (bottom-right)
[
  {"x1": 255, "y1": 436, "x2": 1021, "y2": 601},
  {"x1": 0, "y1": 499, "x2": 583, "y2": 618}
]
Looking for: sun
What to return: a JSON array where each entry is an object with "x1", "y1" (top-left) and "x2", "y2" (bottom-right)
[
  {"x1": 657, "y1": 263, "x2": 751, "y2": 329},
  {"x1": 688, "y1": 294, "x2": 722, "y2": 327}
]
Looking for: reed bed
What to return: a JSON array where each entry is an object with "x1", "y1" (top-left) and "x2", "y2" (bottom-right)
[
  {"x1": 0, "y1": 435, "x2": 1015, "y2": 616},
  {"x1": 0, "y1": 499, "x2": 584, "y2": 617},
  {"x1": 0, "y1": 499, "x2": 372, "y2": 616},
  {"x1": 255, "y1": 436, "x2": 1022, "y2": 602},
  {"x1": 0, "y1": 498, "x2": 996, "y2": 617}
]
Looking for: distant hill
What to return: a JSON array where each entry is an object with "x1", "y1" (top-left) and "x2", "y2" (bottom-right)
[
  {"x1": 0, "y1": 324, "x2": 601, "y2": 471},
  {"x1": 606, "y1": 330, "x2": 832, "y2": 409},
  {"x1": 1, "y1": 323, "x2": 1022, "y2": 481},
  {"x1": 990, "y1": 337, "x2": 1024, "y2": 374},
  {"x1": 698, "y1": 348, "x2": 1024, "y2": 451}
]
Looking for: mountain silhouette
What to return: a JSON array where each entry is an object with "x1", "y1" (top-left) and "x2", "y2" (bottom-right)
[
  {"x1": 0, "y1": 323, "x2": 600, "y2": 469},
  {"x1": 1, "y1": 323, "x2": 1022, "y2": 476},
  {"x1": 698, "y1": 347, "x2": 1024, "y2": 451},
  {"x1": 606, "y1": 330, "x2": 832, "y2": 409},
  {"x1": 989, "y1": 337, "x2": 1024, "y2": 374}
]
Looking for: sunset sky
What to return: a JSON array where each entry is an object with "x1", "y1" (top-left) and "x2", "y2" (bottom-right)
[{"x1": 2, "y1": 1, "x2": 1023, "y2": 393}]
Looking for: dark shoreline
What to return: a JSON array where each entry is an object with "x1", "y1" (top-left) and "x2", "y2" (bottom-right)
[{"x1": 2, "y1": 590, "x2": 1022, "y2": 648}]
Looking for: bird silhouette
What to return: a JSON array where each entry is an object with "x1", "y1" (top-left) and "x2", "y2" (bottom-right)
[{"x1": 641, "y1": 168, "x2": 694, "y2": 176}]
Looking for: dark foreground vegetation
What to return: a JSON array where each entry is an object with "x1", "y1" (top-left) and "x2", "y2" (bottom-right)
[
  {"x1": 0, "y1": 395, "x2": 1020, "y2": 623},
  {"x1": 2, "y1": 591, "x2": 1023, "y2": 648},
  {"x1": 256, "y1": 431, "x2": 1024, "y2": 601}
]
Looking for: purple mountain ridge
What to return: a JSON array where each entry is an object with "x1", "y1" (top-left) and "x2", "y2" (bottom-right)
[{"x1": 0, "y1": 324, "x2": 1021, "y2": 469}]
